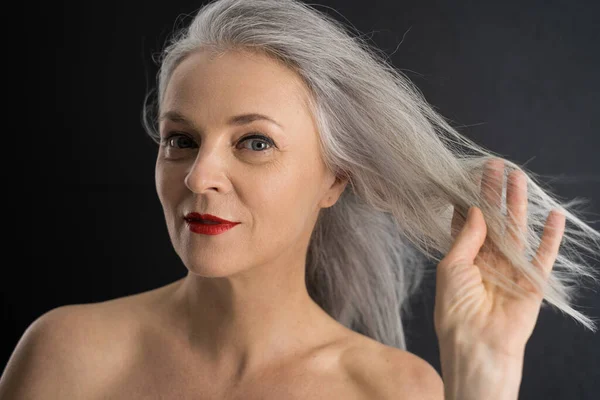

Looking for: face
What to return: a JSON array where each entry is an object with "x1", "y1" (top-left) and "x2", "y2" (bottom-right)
[{"x1": 155, "y1": 49, "x2": 347, "y2": 278}]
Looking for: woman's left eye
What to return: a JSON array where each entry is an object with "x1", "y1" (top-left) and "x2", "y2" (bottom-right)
[{"x1": 238, "y1": 134, "x2": 275, "y2": 152}]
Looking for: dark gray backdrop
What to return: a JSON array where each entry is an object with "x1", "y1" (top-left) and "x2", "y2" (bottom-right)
[{"x1": 4, "y1": 0, "x2": 599, "y2": 398}]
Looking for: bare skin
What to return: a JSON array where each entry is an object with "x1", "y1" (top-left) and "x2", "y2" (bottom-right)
[
  {"x1": 30, "y1": 279, "x2": 438, "y2": 399},
  {"x1": 82, "y1": 280, "x2": 368, "y2": 399},
  {"x1": 0, "y1": 48, "x2": 443, "y2": 399}
]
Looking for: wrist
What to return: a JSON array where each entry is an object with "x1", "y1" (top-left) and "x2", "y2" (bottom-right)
[{"x1": 439, "y1": 337, "x2": 524, "y2": 400}]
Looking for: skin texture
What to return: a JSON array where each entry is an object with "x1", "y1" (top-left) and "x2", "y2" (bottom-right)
[{"x1": 155, "y1": 47, "x2": 354, "y2": 384}]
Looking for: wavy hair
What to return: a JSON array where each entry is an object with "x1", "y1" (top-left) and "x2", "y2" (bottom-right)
[{"x1": 142, "y1": 0, "x2": 600, "y2": 350}]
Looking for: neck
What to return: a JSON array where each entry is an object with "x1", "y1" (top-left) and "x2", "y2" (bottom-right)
[{"x1": 165, "y1": 259, "x2": 342, "y2": 383}]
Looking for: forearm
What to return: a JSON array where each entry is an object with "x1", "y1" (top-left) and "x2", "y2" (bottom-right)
[{"x1": 440, "y1": 338, "x2": 524, "y2": 400}]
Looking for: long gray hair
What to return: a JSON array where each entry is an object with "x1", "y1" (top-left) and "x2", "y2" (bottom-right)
[{"x1": 142, "y1": 0, "x2": 600, "y2": 350}]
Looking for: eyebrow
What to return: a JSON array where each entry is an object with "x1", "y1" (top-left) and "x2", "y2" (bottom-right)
[{"x1": 159, "y1": 110, "x2": 283, "y2": 130}]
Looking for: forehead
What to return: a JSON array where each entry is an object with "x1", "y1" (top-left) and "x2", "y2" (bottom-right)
[{"x1": 161, "y1": 49, "x2": 313, "y2": 126}]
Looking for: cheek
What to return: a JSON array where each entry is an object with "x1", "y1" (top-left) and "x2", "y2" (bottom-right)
[
  {"x1": 249, "y1": 167, "x2": 317, "y2": 236},
  {"x1": 155, "y1": 162, "x2": 186, "y2": 210},
  {"x1": 155, "y1": 164, "x2": 169, "y2": 205}
]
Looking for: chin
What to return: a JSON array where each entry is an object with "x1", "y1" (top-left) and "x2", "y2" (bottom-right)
[{"x1": 182, "y1": 257, "x2": 245, "y2": 279}]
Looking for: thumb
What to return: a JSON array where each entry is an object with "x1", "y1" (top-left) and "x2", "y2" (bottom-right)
[
  {"x1": 440, "y1": 206, "x2": 487, "y2": 270},
  {"x1": 435, "y1": 206, "x2": 487, "y2": 333}
]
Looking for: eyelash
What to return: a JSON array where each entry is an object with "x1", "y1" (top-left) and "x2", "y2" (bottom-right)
[{"x1": 160, "y1": 132, "x2": 276, "y2": 152}]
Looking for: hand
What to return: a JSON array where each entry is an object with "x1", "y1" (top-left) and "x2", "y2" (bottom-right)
[{"x1": 434, "y1": 158, "x2": 566, "y2": 360}]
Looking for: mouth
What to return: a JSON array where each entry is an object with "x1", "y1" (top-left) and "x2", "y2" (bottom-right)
[
  {"x1": 183, "y1": 212, "x2": 239, "y2": 225},
  {"x1": 186, "y1": 219, "x2": 220, "y2": 225}
]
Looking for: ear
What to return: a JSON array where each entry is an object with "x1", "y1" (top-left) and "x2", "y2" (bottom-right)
[{"x1": 319, "y1": 174, "x2": 349, "y2": 208}]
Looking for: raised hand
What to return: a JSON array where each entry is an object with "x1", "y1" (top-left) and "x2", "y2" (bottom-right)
[{"x1": 433, "y1": 158, "x2": 566, "y2": 399}]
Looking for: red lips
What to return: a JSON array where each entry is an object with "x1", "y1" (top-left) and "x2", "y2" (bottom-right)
[
  {"x1": 184, "y1": 213, "x2": 238, "y2": 224},
  {"x1": 183, "y1": 212, "x2": 240, "y2": 236}
]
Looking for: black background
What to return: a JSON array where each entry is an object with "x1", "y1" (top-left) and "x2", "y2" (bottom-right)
[{"x1": 4, "y1": 0, "x2": 600, "y2": 398}]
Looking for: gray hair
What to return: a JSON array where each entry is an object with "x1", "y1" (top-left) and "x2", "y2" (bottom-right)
[{"x1": 142, "y1": 0, "x2": 600, "y2": 350}]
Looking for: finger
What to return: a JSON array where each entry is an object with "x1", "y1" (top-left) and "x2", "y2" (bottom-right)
[
  {"x1": 481, "y1": 158, "x2": 505, "y2": 211},
  {"x1": 440, "y1": 206, "x2": 487, "y2": 269},
  {"x1": 450, "y1": 167, "x2": 485, "y2": 240},
  {"x1": 532, "y1": 209, "x2": 566, "y2": 280},
  {"x1": 506, "y1": 169, "x2": 528, "y2": 253},
  {"x1": 479, "y1": 159, "x2": 505, "y2": 250}
]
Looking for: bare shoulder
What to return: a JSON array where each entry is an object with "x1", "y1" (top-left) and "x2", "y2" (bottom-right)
[
  {"x1": 342, "y1": 336, "x2": 444, "y2": 400},
  {"x1": 0, "y1": 288, "x2": 161, "y2": 400}
]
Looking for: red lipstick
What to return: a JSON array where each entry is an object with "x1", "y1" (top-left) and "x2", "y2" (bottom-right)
[{"x1": 183, "y1": 213, "x2": 240, "y2": 236}]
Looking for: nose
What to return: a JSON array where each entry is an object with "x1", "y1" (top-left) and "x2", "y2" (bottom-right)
[{"x1": 184, "y1": 145, "x2": 229, "y2": 194}]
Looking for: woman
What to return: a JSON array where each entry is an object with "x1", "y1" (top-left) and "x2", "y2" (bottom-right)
[{"x1": 1, "y1": 0, "x2": 598, "y2": 398}]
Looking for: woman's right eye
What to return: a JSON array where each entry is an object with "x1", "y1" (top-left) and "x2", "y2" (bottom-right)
[{"x1": 162, "y1": 133, "x2": 197, "y2": 149}]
